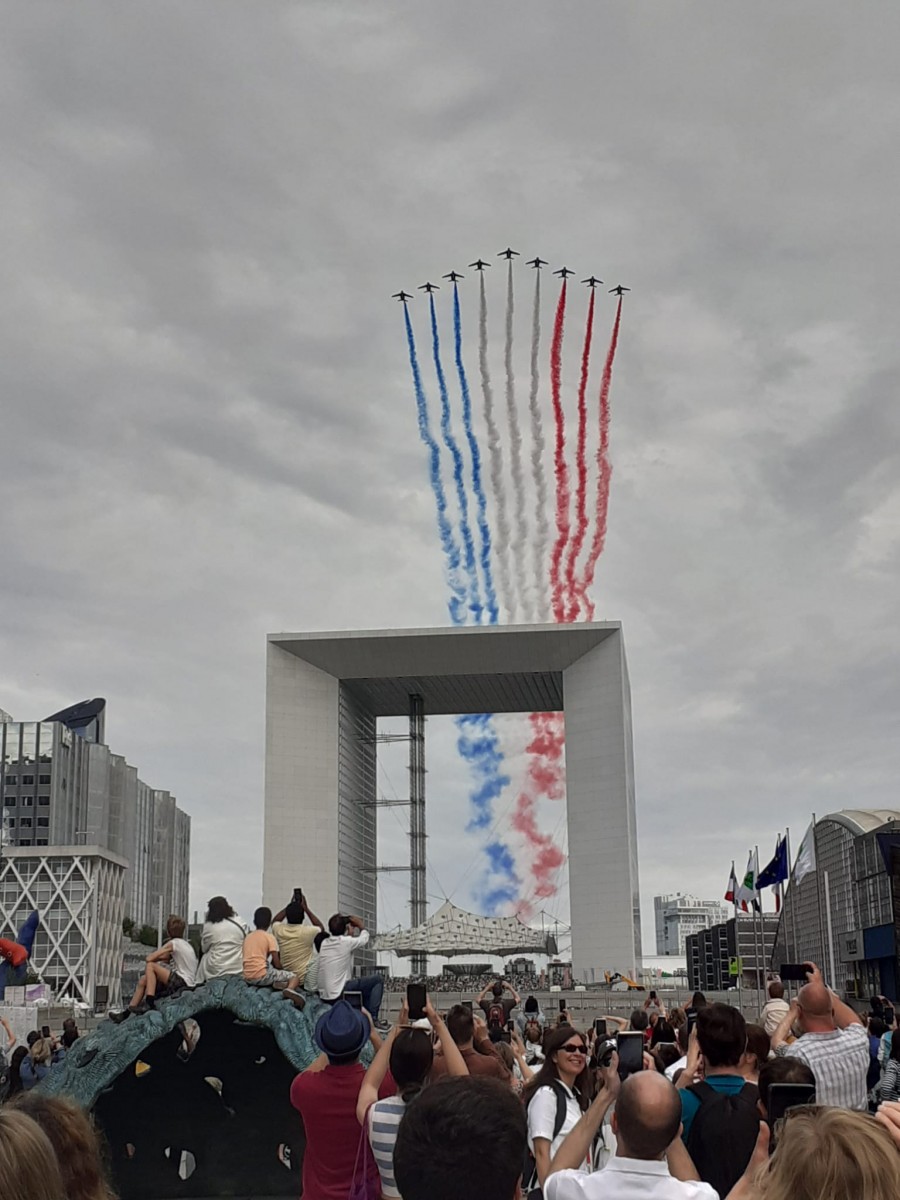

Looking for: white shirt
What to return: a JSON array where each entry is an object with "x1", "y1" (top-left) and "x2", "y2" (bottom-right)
[
  {"x1": 545, "y1": 1158, "x2": 718, "y2": 1200},
  {"x1": 196, "y1": 915, "x2": 248, "y2": 983},
  {"x1": 527, "y1": 1082, "x2": 588, "y2": 1168},
  {"x1": 316, "y1": 928, "x2": 370, "y2": 1000},
  {"x1": 665, "y1": 1055, "x2": 687, "y2": 1082},
  {"x1": 777, "y1": 1022, "x2": 869, "y2": 1110},
  {"x1": 169, "y1": 937, "x2": 198, "y2": 987},
  {"x1": 760, "y1": 998, "x2": 790, "y2": 1036}
]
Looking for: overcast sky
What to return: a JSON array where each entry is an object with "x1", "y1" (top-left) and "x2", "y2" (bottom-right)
[{"x1": 3, "y1": 3, "x2": 900, "y2": 958}]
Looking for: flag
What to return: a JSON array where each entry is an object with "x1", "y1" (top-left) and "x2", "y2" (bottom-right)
[
  {"x1": 724, "y1": 862, "x2": 738, "y2": 904},
  {"x1": 737, "y1": 850, "x2": 760, "y2": 913},
  {"x1": 757, "y1": 835, "x2": 789, "y2": 910},
  {"x1": 794, "y1": 821, "x2": 817, "y2": 885}
]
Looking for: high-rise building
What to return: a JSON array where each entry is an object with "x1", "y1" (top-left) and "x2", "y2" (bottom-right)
[
  {"x1": 655, "y1": 894, "x2": 729, "y2": 956},
  {"x1": 0, "y1": 699, "x2": 190, "y2": 1002}
]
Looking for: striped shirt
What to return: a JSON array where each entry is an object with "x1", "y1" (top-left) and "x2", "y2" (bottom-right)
[
  {"x1": 367, "y1": 1095, "x2": 407, "y2": 1199},
  {"x1": 776, "y1": 1022, "x2": 869, "y2": 1110}
]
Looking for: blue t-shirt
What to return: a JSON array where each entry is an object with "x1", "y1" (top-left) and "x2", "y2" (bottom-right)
[{"x1": 680, "y1": 1074, "x2": 748, "y2": 1141}]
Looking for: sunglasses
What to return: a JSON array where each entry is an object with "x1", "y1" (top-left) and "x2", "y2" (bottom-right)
[{"x1": 559, "y1": 1043, "x2": 587, "y2": 1055}]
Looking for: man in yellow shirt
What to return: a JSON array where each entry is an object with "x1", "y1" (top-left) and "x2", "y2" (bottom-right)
[
  {"x1": 243, "y1": 907, "x2": 305, "y2": 1006},
  {"x1": 272, "y1": 891, "x2": 325, "y2": 989}
]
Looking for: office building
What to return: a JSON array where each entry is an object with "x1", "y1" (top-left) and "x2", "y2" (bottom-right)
[
  {"x1": 655, "y1": 894, "x2": 729, "y2": 956},
  {"x1": 772, "y1": 810, "x2": 900, "y2": 999},
  {"x1": 686, "y1": 913, "x2": 780, "y2": 992},
  {"x1": 1, "y1": 699, "x2": 190, "y2": 1003}
]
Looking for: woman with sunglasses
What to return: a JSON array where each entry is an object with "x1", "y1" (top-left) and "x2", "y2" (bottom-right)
[{"x1": 523, "y1": 1025, "x2": 596, "y2": 1187}]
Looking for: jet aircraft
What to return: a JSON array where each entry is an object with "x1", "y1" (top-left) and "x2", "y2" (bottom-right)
[
  {"x1": 527, "y1": 257, "x2": 548, "y2": 269},
  {"x1": 442, "y1": 271, "x2": 464, "y2": 282},
  {"x1": 469, "y1": 259, "x2": 491, "y2": 271},
  {"x1": 418, "y1": 282, "x2": 440, "y2": 293},
  {"x1": 554, "y1": 267, "x2": 574, "y2": 278},
  {"x1": 392, "y1": 291, "x2": 412, "y2": 303},
  {"x1": 608, "y1": 285, "x2": 631, "y2": 295},
  {"x1": 498, "y1": 247, "x2": 520, "y2": 259},
  {"x1": 582, "y1": 276, "x2": 604, "y2": 289}
]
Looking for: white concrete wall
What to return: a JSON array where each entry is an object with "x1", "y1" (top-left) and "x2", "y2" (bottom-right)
[
  {"x1": 564, "y1": 629, "x2": 641, "y2": 981},
  {"x1": 263, "y1": 642, "x2": 341, "y2": 918}
]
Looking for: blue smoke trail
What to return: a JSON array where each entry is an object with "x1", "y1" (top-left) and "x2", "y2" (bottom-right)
[
  {"x1": 453, "y1": 284, "x2": 499, "y2": 624},
  {"x1": 429, "y1": 294, "x2": 482, "y2": 623},
  {"x1": 405, "y1": 305, "x2": 467, "y2": 624},
  {"x1": 456, "y1": 712, "x2": 520, "y2": 914}
]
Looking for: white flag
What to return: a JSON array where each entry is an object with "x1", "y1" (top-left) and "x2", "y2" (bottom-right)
[{"x1": 794, "y1": 821, "x2": 817, "y2": 884}]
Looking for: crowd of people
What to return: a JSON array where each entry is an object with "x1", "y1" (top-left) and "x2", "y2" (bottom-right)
[
  {"x1": 385, "y1": 971, "x2": 543, "y2": 994},
  {"x1": 6, "y1": 885, "x2": 900, "y2": 1200},
  {"x1": 0, "y1": 1015, "x2": 81, "y2": 1102}
]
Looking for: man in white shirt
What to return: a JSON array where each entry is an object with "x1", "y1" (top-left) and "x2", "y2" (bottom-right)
[
  {"x1": 316, "y1": 912, "x2": 386, "y2": 1027},
  {"x1": 759, "y1": 981, "x2": 791, "y2": 1036},
  {"x1": 110, "y1": 915, "x2": 199, "y2": 1022},
  {"x1": 544, "y1": 1070, "x2": 717, "y2": 1200}
]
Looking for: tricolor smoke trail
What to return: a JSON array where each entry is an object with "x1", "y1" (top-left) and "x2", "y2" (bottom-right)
[
  {"x1": 504, "y1": 259, "x2": 527, "y2": 623},
  {"x1": 511, "y1": 712, "x2": 567, "y2": 905},
  {"x1": 452, "y1": 283, "x2": 498, "y2": 624},
  {"x1": 548, "y1": 280, "x2": 571, "y2": 623},
  {"x1": 429, "y1": 293, "x2": 481, "y2": 622},
  {"x1": 528, "y1": 268, "x2": 550, "y2": 622},
  {"x1": 563, "y1": 286, "x2": 596, "y2": 621},
  {"x1": 404, "y1": 305, "x2": 466, "y2": 624},
  {"x1": 577, "y1": 296, "x2": 623, "y2": 620},
  {"x1": 478, "y1": 271, "x2": 514, "y2": 619}
]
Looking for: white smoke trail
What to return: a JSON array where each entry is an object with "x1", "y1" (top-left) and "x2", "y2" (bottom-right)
[
  {"x1": 527, "y1": 269, "x2": 550, "y2": 621},
  {"x1": 504, "y1": 260, "x2": 527, "y2": 624},
  {"x1": 479, "y1": 271, "x2": 514, "y2": 620}
]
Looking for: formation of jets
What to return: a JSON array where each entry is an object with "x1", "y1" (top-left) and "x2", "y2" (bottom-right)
[{"x1": 393, "y1": 252, "x2": 629, "y2": 300}]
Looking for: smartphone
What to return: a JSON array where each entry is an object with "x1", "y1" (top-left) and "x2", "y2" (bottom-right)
[
  {"x1": 407, "y1": 982, "x2": 427, "y2": 1021},
  {"x1": 41, "y1": 1025, "x2": 51, "y2": 1039},
  {"x1": 616, "y1": 1031, "x2": 644, "y2": 1078},
  {"x1": 593, "y1": 1018, "x2": 608, "y2": 1039},
  {"x1": 649, "y1": 990, "x2": 657, "y2": 1001},
  {"x1": 461, "y1": 1000, "x2": 473, "y2": 1013},
  {"x1": 506, "y1": 1019, "x2": 515, "y2": 1033},
  {"x1": 292, "y1": 887, "x2": 304, "y2": 904},
  {"x1": 779, "y1": 963, "x2": 810, "y2": 982},
  {"x1": 344, "y1": 991, "x2": 364, "y2": 1010},
  {"x1": 558, "y1": 998, "x2": 567, "y2": 1013},
  {"x1": 767, "y1": 1082, "x2": 816, "y2": 1124},
  {"x1": 686, "y1": 1010, "x2": 698, "y2": 1038}
]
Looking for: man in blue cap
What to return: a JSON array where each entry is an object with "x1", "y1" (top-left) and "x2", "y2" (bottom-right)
[{"x1": 291, "y1": 999, "x2": 390, "y2": 1200}]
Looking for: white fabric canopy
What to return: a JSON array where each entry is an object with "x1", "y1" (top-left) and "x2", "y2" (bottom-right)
[{"x1": 373, "y1": 899, "x2": 557, "y2": 958}]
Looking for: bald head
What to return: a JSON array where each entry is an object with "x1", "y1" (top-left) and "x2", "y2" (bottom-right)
[
  {"x1": 798, "y1": 981, "x2": 835, "y2": 1027},
  {"x1": 614, "y1": 1071, "x2": 682, "y2": 1160}
]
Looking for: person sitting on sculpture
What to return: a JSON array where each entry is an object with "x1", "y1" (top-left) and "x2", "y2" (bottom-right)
[
  {"x1": 110, "y1": 915, "x2": 199, "y2": 1023},
  {"x1": 271, "y1": 890, "x2": 324, "y2": 991},
  {"x1": 242, "y1": 907, "x2": 306, "y2": 1007}
]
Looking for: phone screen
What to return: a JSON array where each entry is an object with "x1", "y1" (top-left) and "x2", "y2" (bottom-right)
[
  {"x1": 407, "y1": 982, "x2": 427, "y2": 1021},
  {"x1": 686, "y1": 1010, "x2": 698, "y2": 1037},
  {"x1": 779, "y1": 963, "x2": 809, "y2": 982},
  {"x1": 593, "y1": 1018, "x2": 608, "y2": 1038},
  {"x1": 558, "y1": 998, "x2": 567, "y2": 1013},
  {"x1": 461, "y1": 1000, "x2": 473, "y2": 1013},
  {"x1": 767, "y1": 1082, "x2": 816, "y2": 1125},
  {"x1": 616, "y1": 1031, "x2": 644, "y2": 1078},
  {"x1": 506, "y1": 1019, "x2": 515, "y2": 1032},
  {"x1": 41, "y1": 1025, "x2": 51, "y2": 1039},
  {"x1": 292, "y1": 887, "x2": 304, "y2": 904},
  {"x1": 344, "y1": 991, "x2": 364, "y2": 1010}
]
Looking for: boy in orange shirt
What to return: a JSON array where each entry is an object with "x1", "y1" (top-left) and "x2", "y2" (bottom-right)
[{"x1": 243, "y1": 907, "x2": 305, "y2": 1007}]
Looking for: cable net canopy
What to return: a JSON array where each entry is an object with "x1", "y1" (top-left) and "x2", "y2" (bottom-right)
[{"x1": 374, "y1": 900, "x2": 558, "y2": 959}]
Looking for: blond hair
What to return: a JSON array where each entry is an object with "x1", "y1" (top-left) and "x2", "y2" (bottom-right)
[
  {"x1": 759, "y1": 1107, "x2": 900, "y2": 1200},
  {"x1": 0, "y1": 1109, "x2": 66, "y2": 1200},
  {"x1": 11, "y1": 1094, "x2": 115, "y2": 1200}
]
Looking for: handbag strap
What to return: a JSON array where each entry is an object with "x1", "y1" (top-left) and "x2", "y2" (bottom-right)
[{"x1": 351, "y1": 1103, "x2": 374, "y2": 1189}]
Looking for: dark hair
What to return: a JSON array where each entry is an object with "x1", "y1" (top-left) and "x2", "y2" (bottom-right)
[
  {"x1": 253, "y1": 907, "x2": 272, "y2": 930},
  {"x1": 284, "y1": 900, "x2": 305, "y2": 924},
  {"x1": 525, "y1": 995, "x2": 539, "y2": 1013},
  {"x1": 7, "y1": 1046, "x2": 27, "y2": 1097},
  {"x1": 757, "y1": 1056, "x2": 816, "y2": 1110},
  {"x1": 328, "y1": 913, "x2": 348, "y2": 936},
  {"x1": 615, "y1": 1074, "x2": 682, "y2": 1158},
  {"x1": 394, "y1": 1077, "x2": 525, "y2": 1200},
  {"x1": 652, "y1": 1044, "x2": 682, "y2": 1073},
  {"x1": 650, "y1": 1019, "x2": 676, "y2": 1048},
  {"x1": 690, "y1": 992, "x2": 708, "y2": 1010},
  {"x1": 390, "y1": 1029, "x2": 434, "y2": 1102},
  {"x1": 744, "y1": 1024, "x2": 771, "y2": 1070},
  {"x1": 10, "y1": 1092, "x2": 115, "y2": 1200},
  {"x1": 26, "y1": 1030, "x2": 40, "y2": 1048},
  {"x1": 891, "y1": 1034, "x2": 900, "y2": 1065},
  {"x1": 629, "y1": 1010, "x2": 649, "y2": 1032},
  {"x1": 446, "y1": 1004, "x2": 474, "y2": 1046},
  {"x1": 768, "y1": 981, "x2": 785, "y2": 1000},
  {"x1": 61, "y1": 1028, "x2": 80, "y2": 1049},
  {"x1": 492, "y1": 981, "x2": 503, "y2": 997},
  {"x1": 166, "y1": 915, "x2": 186, "y2": 940},
  {"x1": 869, "y1": 1016, "x2": 888, "y2": 1038},
  {"x1": 522, "y1": 1025, "x2": 593, "y2": 1112},
  {"x1": 206, "y1": 897, "x2": 235, "y2": 923},
  {"x1": 697, "y1": 1003, "x2": 746, "y2": 1069}
]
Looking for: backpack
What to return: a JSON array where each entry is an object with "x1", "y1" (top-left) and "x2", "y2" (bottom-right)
[
  {"x1": 523, "y1": 1080, "x2": 569, "y2": 1197},
  {"x1": 685, "y1": 1081, "x2": 760, "y2": 1198},
  {"x1": 487, "y1": 1001, "x2": 506, "y2": 1029}
]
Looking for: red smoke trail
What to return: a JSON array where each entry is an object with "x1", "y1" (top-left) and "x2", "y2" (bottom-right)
[
  {"x1": 563, "y1": 287, "x2": 596, "y2": 622},
  {"x1": 577, "y1": 297, "x2": 622, "y2": 620},
  {"x1": 511, "y1": 711, "x2": 567, "y2": 904},
  {"x1": 548, "y1": 282, "x2": 570, "y2": 623}
]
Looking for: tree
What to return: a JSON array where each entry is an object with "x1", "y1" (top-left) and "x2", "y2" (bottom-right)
[
  {"x1": 137, "y1": 925, "x2": 158, "y2": 948},
  {"x1": 122, "y1": 917, "x2": 135, "y2": 938}
]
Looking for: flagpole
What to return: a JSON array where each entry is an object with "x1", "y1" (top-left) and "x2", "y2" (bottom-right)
[
  {"x1": 785, "y1": 827, "x2": 799, "y2": 996},
  {"x1": 753, "y1": 845, "x2": 764, "y2": 1011},
  {"x1": 811, "y1": 812, "x2": 828, "y2": 986}
]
